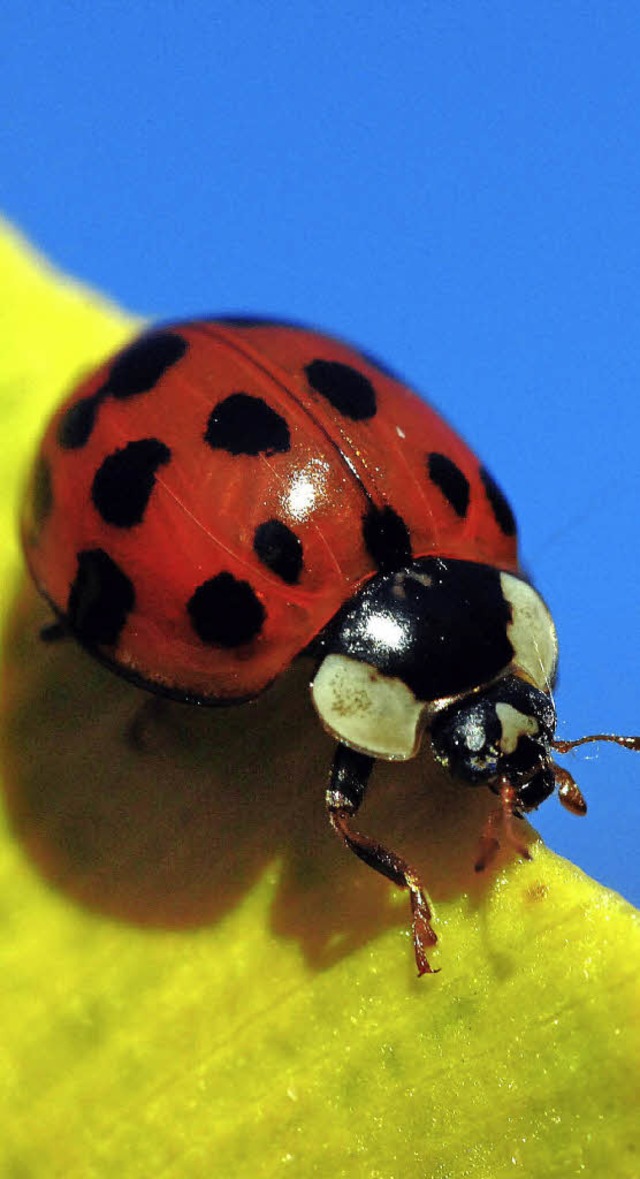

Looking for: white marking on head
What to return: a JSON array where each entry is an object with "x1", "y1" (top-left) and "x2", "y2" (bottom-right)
[
  {"x1": 499, "y1": 573, "x2": 558, "y2": 691},
  {"x1": 496, "y1": 702, "x2": 540, "y2": 754},
  {"x1": 311, "y1": 654, "x2": 426, "y2": 760}
]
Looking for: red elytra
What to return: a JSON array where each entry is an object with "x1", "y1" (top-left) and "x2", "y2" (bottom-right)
[{"x1": 22, "y1": 318, "x2": 518, "y2": 703}]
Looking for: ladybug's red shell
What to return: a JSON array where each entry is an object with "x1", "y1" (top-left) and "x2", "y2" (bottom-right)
[{"x1": 23, "y1": 319, "x2": 519, "y2": 702}]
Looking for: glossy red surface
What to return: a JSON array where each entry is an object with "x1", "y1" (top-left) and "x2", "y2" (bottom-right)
[{"x1": 23, "y1": 320, "x2": 519, "y2": 701}]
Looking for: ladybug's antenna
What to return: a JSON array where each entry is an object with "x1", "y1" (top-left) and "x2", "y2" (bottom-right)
[
  {"x1": 552, "y1": 733, "x2": 640, "y2": 755},
  {"x1": 550, "y1": 731, "x2": 640, "y2": 815}
]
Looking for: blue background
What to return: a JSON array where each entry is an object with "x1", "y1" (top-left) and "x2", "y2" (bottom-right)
[{"x1": 2, "y1": 4, "x2": 638, "y2": 902}]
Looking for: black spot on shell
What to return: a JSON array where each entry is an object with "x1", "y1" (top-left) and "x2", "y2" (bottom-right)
[
  {"x1": 305, "y1": 359, "x2": 377, "y2": 421},
  {"x1": 26, "y1": 454, "x2": 53, "y2": 542},
  {"x1": 57, "y1": 391, "x2": 103, "y2": 450},
  {"x1": 104, "y1": 332, "x2": 188, "y2": 400},
  {"x1": 56, "y1": 332, "x2": 187, "y2": 451},
  {"x1": 253, "y1": 519, "x2": 303, "y2": 584},
  {"x1": 91, "y1": 438, "x2": 172, "y2": 528},
  {"x1": 67, "y1": 549, "x2": 135, "y2": 647},
  {"x1": 428, "y1": 453, "x2": 470, "y2": 519},
  {"x1": 205, "y1": 393, "x2": 290, "y2": 456},
  {"x1": 480, "y1": 467, "x2": 517, "y2": 537},
  {"x1": 187, "y1": 572, "x2": 265, "y2": 647},
  {"x1": 362, "y1": 504, "x2": 413, "y2": 572}
]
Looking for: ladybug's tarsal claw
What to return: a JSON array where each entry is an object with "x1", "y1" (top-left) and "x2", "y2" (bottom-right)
[
  {"x1": 474, "y1": 835, "x2": 501, "y2": 874},
  {"x1": 409, "y1": 885, "x2": 440, "y2": 976}
]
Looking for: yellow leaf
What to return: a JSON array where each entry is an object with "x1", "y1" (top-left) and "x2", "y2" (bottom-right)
[{"x1": 1, "y1": 217, "x2": 638, "y2": 1178}]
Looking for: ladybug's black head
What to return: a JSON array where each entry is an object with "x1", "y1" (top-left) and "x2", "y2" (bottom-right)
[
  {"x1": 311, "y1": 555, "x2": 595, "y2": 832},
  {"x1": 430, "y1": 675, "x2": 558, "y2": 814}
]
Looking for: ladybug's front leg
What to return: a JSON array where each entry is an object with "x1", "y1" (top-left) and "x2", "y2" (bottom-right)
[{"x1": 326, "y1": 744, "x2": 439, "y2": 976}]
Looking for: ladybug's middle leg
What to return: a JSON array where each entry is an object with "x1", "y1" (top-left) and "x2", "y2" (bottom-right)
[
  {"x1": 126, "y1": 693, "x2": 170, "y2": 751},
  {"x1": 326, "y1": 743, "x2": 438, "y2": 976}
]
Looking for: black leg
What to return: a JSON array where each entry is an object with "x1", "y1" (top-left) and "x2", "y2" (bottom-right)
[
  {"x1": 326, "y1": 743, "x2": 438, "y2": 976},
  {"x1": 39, "y1": 620, "x2": 67, "y2": 643}
]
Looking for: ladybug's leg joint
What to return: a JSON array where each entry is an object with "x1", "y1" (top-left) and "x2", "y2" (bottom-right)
[{"x1": 326, "y1": 744, "x2": 438, "y2": 976}]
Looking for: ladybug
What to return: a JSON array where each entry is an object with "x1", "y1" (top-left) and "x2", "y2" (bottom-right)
[{"x1": 21, "y1": 318, "x2": 640, "y2": 975}]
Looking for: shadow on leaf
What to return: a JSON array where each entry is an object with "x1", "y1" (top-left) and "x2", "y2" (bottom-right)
[{"x1": 1, "y1": 577, "x2": 536, "y2": 971}]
